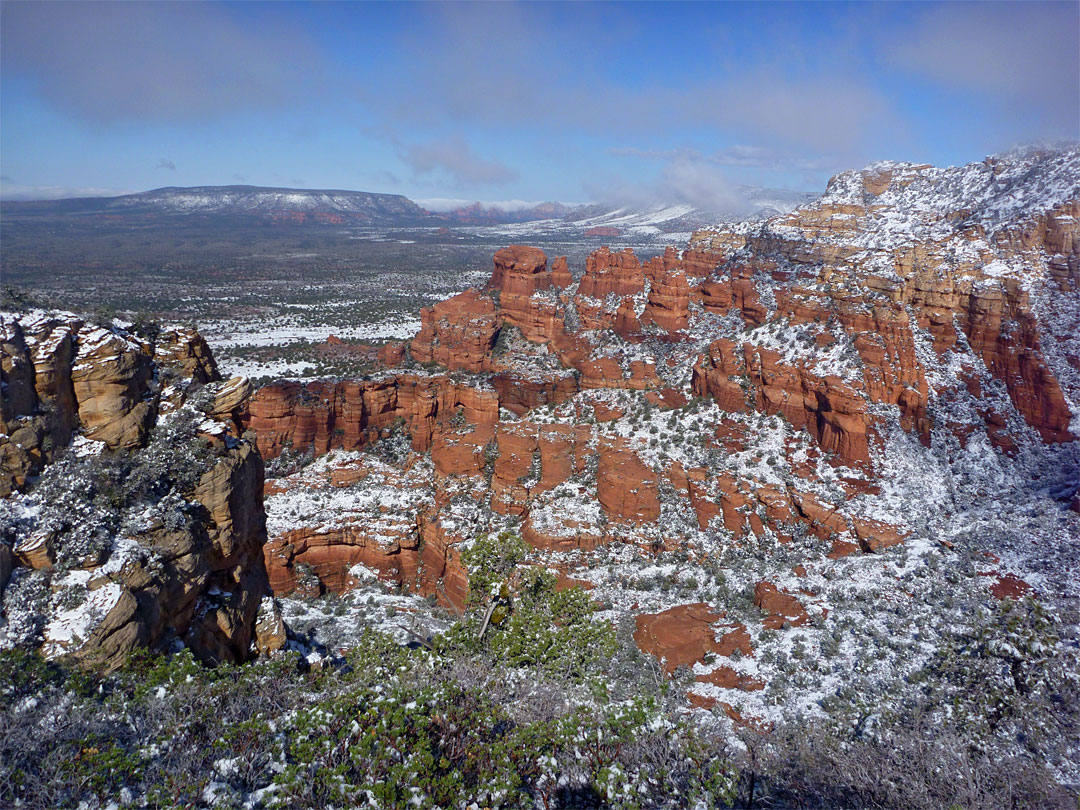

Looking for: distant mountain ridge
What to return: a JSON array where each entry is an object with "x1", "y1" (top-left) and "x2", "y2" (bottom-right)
[
  {"x1": 1, "y1": 183, "x2": 818, "y2": 235},
  {"x1": 0, "y1": 185, "x2": 428, "y2": 225},
  {"x1": 113, "y1": 185, "x2": 427, "y2": 218}
]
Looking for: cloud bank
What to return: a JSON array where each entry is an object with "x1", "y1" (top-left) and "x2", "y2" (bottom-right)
[
  {"x1": 400, "y1": 138, "x2": 517, "y2": 186},
  {"x1": 1, "y1": 1, "x2": 326, "y2": 122},
  {"x1": 2, "y1": 1, "x2": 1075, "y2": 201},
  {"x1": 0, "y1": 184, "x2": 134, "y2": 201},
  {"x1": 889, "y1": 2, "x2": 1079, "y2": 140}
]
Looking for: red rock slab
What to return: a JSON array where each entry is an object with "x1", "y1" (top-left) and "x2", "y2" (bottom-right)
[
  {"x1": 521, "y1": 514, "x2": 605, "y2": 553},
  {"x1": 644, "y1": 387, "x2": 689, "y2": 410},
  {"x1": 851, "y1": 517, "x2": 908, "y2": 553},
  {"x1": 828, "y1": 539, "x2": 861, "y2": 558},
  {"x1": 553, "y1": 572, "x2": 597, "y2": 591},
  {"x1": 592, "y1": 400, "x2": 625, "y2": 422},
  {"x1": 989, "y1": 573, "x2": 1033, "y2": 600},
  {"x1": 713, "y1": 418, "x2": 750, "y2": 452},
  {"x1": 431, "y1": 423, "x2": 495, "y2": 477},
  {"x1": 378, "y1": 341, "x2": 407, "y2": 366},
  {"x1": 715, "y1": 623, "x2": 754, "y2": 657},
  {"x1": 790, "y1": 491, "x2": 848, "y2": 540},
  {"x1": 633, "y1": 603, "x2": 751, "y2": 674},
  {"x1": 597, "y1": 443, "x2": 660, "y2": 523},
  {"x1": 687, "y1": 692, "x2": 718, "y2": 711},
  {"x1": 754, "y1": 581, "x2": 810, "y2": 629},
  {"x1": 417, "y1": 520, "x2": 470, "y2": 613},
  {"x1": 696, "y1": 666, "x2": 765, "y2": 692},
  {"x1": 264, "y1": 526, "x2": 420, "y2": 596}
]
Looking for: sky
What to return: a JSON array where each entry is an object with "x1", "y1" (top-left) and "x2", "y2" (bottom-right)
[{"x1": 2, "y1": 0, "x2": 1078, "y2": 208}]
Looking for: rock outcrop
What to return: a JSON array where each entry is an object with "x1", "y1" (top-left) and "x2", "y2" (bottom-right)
[
  {"x1": 633, "y1": 603, "x2": 751, "y2": 673},
  {"x1": 691, "y1": 149, "x2": 1079, "y2": 453},
  {"x1": 239, "y1": 147, "x2": 1077, "y2": 716},
  {"x1": 410, "y1": 290, "x2": 499, "y2": 373},
  {"x1": 1, "y1": 313, "x2": 226, "y2": 495},
  {"x1": 244, "y1": 374, "x2": 499, "y2": 459},
  {"x1": 0, "y1": 310, "x2": 272, "y2": 670}
]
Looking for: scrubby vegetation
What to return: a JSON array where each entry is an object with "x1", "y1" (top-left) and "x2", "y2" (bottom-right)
[
  {"x1": 2, "y1": 527, "x2": 1076, "y2": 809},
  {"x1": 0, "y1": 406, "x2": 221, "y2": 570},
  {"x1": 0, "y1": 543, "x2": 738, "y2": 810}
]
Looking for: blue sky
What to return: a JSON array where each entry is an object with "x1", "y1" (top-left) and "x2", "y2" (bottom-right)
[{"x1": 2, "y1": 1, "x2": 1077, "y2": 207}]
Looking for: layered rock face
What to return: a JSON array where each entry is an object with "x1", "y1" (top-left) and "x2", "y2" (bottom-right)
[
  {"x1": 410, "y1": 290, "x2": 499, "y2": 372},
  {"x1": 0, "y1": 311, "x2": 278, "y2": 669},
  {"x1": 261, "y1": 452, "x2": 471, "y2": 611},
  {"x1": 245, "y1": 375, "x2": 500, "y2": 459},
  {"x1": 690, "y1": 149, "x2": 1080, "y2": 458},
  {"x1": 247, "y1": 148, "x2": 1078, "y2": 713},
  {"x1": 1, "y1": 316, "x2": 221, "y2": 495}
]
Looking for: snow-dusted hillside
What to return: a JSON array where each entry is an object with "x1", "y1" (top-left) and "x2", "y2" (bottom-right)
[
  {"x1": 465, "y1": 187, "x2": 818, "y2": 243},
  {"x1": 106, "y1": 185, "x2": 427, "y2": 219},
  {"x1": 237, "y1": 146, "x2": 1078, "y2": 772},
  {"x1": 2, "y1": 146, "x2": 1078, "y2": 807}
]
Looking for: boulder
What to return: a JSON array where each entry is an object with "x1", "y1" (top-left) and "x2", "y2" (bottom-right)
[{"x1": 253, "y1": 597, "x2": 289, "y2": 656}]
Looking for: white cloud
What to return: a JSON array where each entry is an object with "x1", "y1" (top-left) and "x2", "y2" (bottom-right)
[
  {"x1": 378, "y1": 4, "x2": 900, "y2": 161},
  {"x1": 584, "y1": 153, "x2": 751, "y2": 213},
  {"x1": 0, "y1": 184, "x2": 133, "y2": 201},
  {"x1": 416, "y1": 198, "x2": 548, "y2": 212},
  {"x1": 400, "y1": 137, "x2": 517, "y2": 185},
  {"x1": 609, "y1": 145, "x2": 838, "y2": 172},
  {"x1": 889, "y1": 3, "x2": 1079, "y2": 137},
  {"x1": 1, "y1": 2, "x2": 326, "y2": 122}
]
